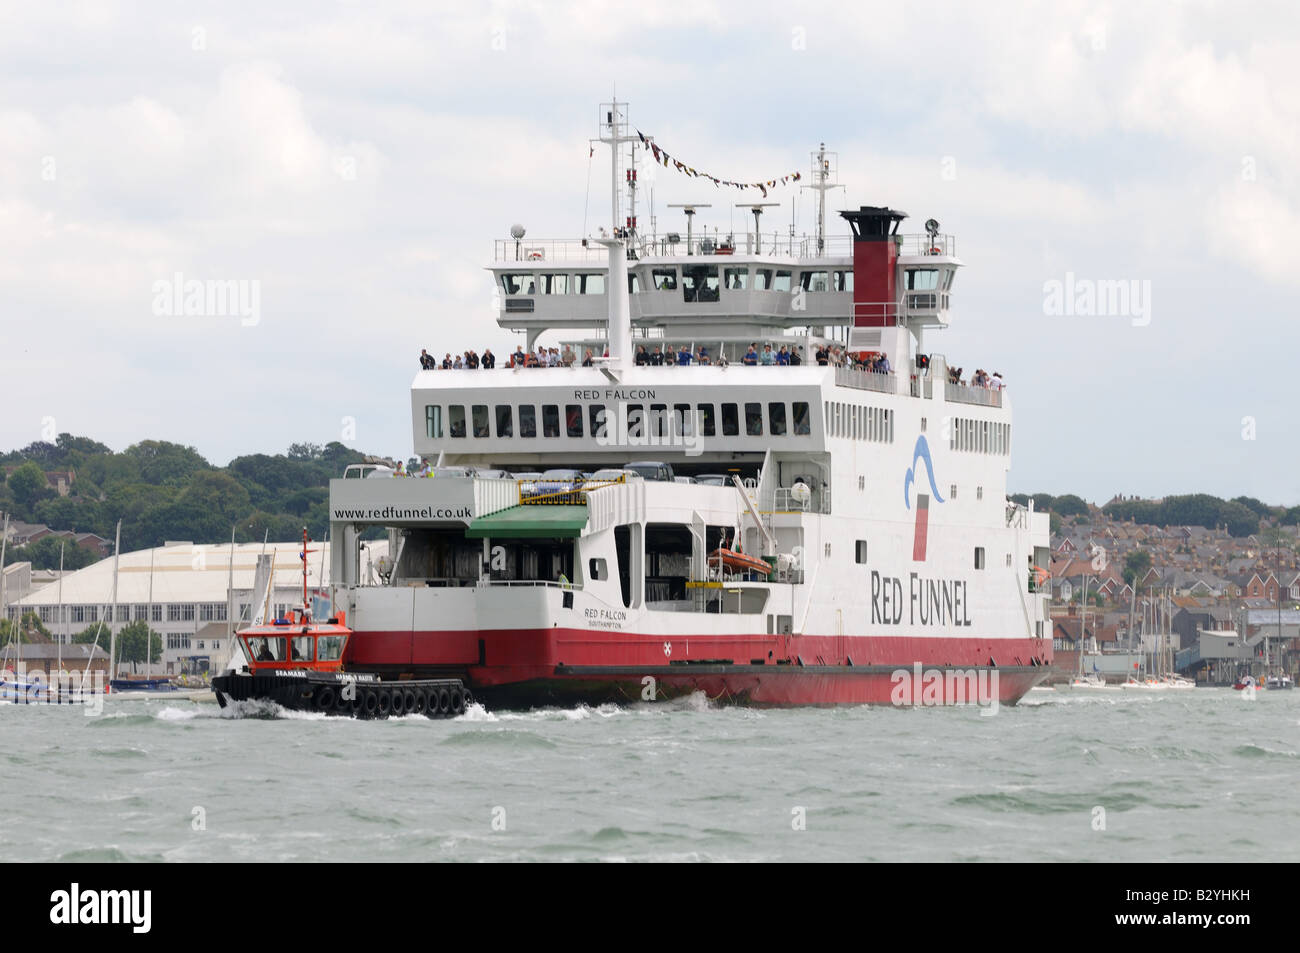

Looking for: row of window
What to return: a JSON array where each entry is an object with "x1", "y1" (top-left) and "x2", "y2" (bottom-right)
[
  {"x1": 951, "y1": 417, "x2": 1011, "y2": 456},
  {"x1": 426, "y1": 401, "x2": 814, "y2": 440},
  {"x1": 825, "y1": 401, "x2": 894, "y2": 443},
  {"x1": 25, "y1": 603, "x2": 229, "y2": 624},
  {"x1": 500, "y1": 267, "x2": 858, "y2": 299}
]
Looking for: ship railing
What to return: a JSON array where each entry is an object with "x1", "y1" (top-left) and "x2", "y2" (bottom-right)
[
  {"x1": 493, "y1": 232, "x2": 954, "y2": 263},
  {"x1": 770, "y1": 488, "x2": 831, "y2": 515},
  {"x1": 834, "y1": 366, "x2": 898, "y2": 395},
  {"x1": 482, "y1": 578, "x2": 579, "y2": 589},
  {"x1": 944, "y1": 381, "x2": 1003, "y2": 407}
]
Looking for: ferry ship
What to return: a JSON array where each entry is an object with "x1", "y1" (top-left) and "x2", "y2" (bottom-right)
[{"x1": 325, "y1": 103, "x2": 1053, "y2": 707}]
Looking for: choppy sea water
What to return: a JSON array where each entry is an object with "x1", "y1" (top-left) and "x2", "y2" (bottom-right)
[{"x1": 2, "y1": 687, "x2": 1296, "y2": 862}]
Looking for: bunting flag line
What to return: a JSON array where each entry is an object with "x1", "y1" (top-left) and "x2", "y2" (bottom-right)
[{"x1": 634, "y1": 129, "x2": 801, "y2": 199}]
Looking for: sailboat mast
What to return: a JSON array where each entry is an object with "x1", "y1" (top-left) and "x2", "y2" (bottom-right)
[
  {"x1": 108, "y1": 520, "x2": 121, "y2": 684},
  {"x1": 57, "y1": 542, "x2": 64, "y2": 671}
]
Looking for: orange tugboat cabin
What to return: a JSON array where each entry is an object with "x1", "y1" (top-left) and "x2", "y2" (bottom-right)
[{"x1": 240, "y1": 610, "x2": 350, "y2": 675}]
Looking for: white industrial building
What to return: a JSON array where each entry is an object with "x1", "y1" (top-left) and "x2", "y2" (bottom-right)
[{"x1": 4, "y1": 538, "x2": 389, "y2": 675}]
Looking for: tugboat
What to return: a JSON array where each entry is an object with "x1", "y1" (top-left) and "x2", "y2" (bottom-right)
[{"x1": 212, "y1": 530, "x2": 470, "y2": 719}]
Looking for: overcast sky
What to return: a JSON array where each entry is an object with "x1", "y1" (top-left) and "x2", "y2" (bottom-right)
[{"x1": 2, "y1": 1, "x2": 1297, "y2": 504}]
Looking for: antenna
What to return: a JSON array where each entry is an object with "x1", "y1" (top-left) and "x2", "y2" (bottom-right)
[
  {"x1": 667, "y1": 203, "x2": 711, "y2": 255},
  {"x1": 735, "y1": 203, "x2": 779, "y2": 254},
  {"x1": 801, "y1": 143, "x2": 844, "y2": 253},
  {"x1": 597, "y1": 101, "x2": 637, "y2": 237}
]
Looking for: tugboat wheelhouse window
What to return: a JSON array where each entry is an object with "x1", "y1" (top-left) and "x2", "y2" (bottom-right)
[
  {"x1": 574, "y1": 273, "x2": 605, "y2": 294},
  {"x1": 542, "y1": 404, "x2": 560, "y2": 438},
  {"x1": 449, "y1": 405, "x2": 466, "y2": 438},
  {"x1": 768, "y1": 402, "x2": 787, "y2": 435},
  {"x1": 472, "y1": 405, "x2": 490, "y2": 438},
  {"x1": 425, "y1": 405, "x2": 443, "y2": 439},
  {"x1": 291, "y1": 636, "x2": 314, "y2": 661},
  {"x1": 724, "y1": 267, "x2": 748, "y2": 290},
  {"x1": 318, "y1": 636, "x2": 345, "y2": 661},
  {"x1": 495, "y1": 405, "x2": 513, "y2": 438},
  {"x1": 246, "y1": 636, "x2": 286, "y2": 662},
  {"x1": 519, "y1": 405, "x2": 537, "y2": 438},
  {"x1": 721, "y1": 403, "x2": 739, "y2": 436}
]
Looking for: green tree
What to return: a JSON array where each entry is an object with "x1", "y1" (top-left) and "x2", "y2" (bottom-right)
[
  {"x1": 1052, "y1": 494, "x2": 1090, "y2": 519},
  {"x1": 2, "y1": 537, "x2": 98, "y2": 570},
  {"x1": 1123, "y1": 549, "x2": 1152, "y2": 587},
  {"x1": 117, "y1": 620, "x2": 162, "y2": 671},
  {"x1": 124, "y1": 440, "x2": 211, "y2": 485},
  {"x1": 72, "y1": 621, "x2": 112, "y2": 645},
  {"x1": 7, "y1": 460, "x2": 50, "y2": 508}
]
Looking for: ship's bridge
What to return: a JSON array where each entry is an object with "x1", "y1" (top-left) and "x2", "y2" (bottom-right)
[{"x1": 491, "y1": 232, "x2": 960, "y2": 347}]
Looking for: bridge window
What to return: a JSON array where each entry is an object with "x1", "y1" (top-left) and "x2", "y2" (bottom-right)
[
  {"x1": 565, "y1": 404, "x2": 583, "y2": 437},
  {"x1": 745, "y1": 402, "x2": 763, "y2": 436},
  {"x1": 753, "y1": 268, "x2": 772, "y2": 290},
  {"x1": 574, "y1": 273, "x2": 605, "y2": 294},
  {"x1": 589, "y1": 405, "x2": 608, "y2": 439},
  {"x1": 724, "y1": 267, "x2": 748, "y2": 290},
  {"x1": 540, "y1": 273, "x2": 568, "y2": 294},
  {"x1": 697, "y1": 403, "x2": 716, "y2": 436},
  {"x1": 449, "y1": 405, "x2": 466, "y2": 438},
  {"x1": 799, "y1": 271, "x2": 830, "y2": 292},
  {"x1": 425, "y1": 405, "x2": 443, "y2": 439},
  {"x1": 834, "y1": 270, "x2": 853, "y2": 292},
  {"x1": 772, "y1": 270, "x2": 792, "y2": 293},
  {"x1": 792, "y1": 401, "x2": 811, "y2": 435},
  {"x1": 519, "y1": 405, "x2": 537, "y2": 438},
  {"x1": 768, "y1": 402, "x2": 787, "y2": 436},
  {"x1": 721, "y1": 403, "x2": 739, "y2": 437},
  {"x1": 651, "y1": 268, "x2": 678, "y2": 291},
  {"x1": 500, "y1": 273, "x2": 534, "y2": 295},
  {"x1": 682, "y1": 265, "x2": 720, "y2": 302},
  {"x1": 542, "y1": 404, "x2": 560, "y2": 438},
  {"x1": 318, "y1": 636, "x2": 345, "y2": 661},
  {"x1": 905, "y1": 269, "x2": 939, "y2": 291},
  {"x1": 495, "y1": 405, "x2": 513, "y2": 438},
  {"x1": 628, "y1": 273, "x2": 640, "y2": 294}
]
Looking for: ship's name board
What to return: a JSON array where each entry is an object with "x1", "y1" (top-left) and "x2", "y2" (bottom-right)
[
  {"x1": 871, "y1": 571, "x2": 973, "y2": 627},
  {"x1": 574, "y1": 388, "x2": 657, "y2": 401}
]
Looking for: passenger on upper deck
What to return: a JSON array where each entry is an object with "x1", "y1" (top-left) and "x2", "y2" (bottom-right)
[
  {"x1": 815, "y1": 345, "x2": 829, "y2": 366},
  {"x1": 697, "y1": 346, "x2": 710, "y2": 365},
  {"x1": 419, "y1": 349, "x2": 434, "y2": 370},
  {"x1": 511, "y1": 345, "x2": 526, "y2": 368},
  {"x1": 453, "y1": 354, "x2": 464, "y2": 369},
  {"x1": 677, "y1": 344, "x2": 692, "y2": 366},
  {"x1": 760, "y1": 344, "x2": 775, "y2": 366},
  {"x1": 790, "y1": 345, "x2": 802, "y2": 366},
  {"x1": 442, "y1": 353, "x2": 453, "y2": 369},
  {"x1": 742, "y1": 344, "x2": 758, "y2": 366},
  {"x1": 582, "y1": 349, "x2": 594, "y2": 366},
  {"x1": 635, "y1": 345, "x2": 649, "y2": 366},
  {"x1": 562, "y1": 345, "x2": 576, "y2": 367},
  {"x1": 482, "y1": 349, "x2": 496, "y2": 369},
  {"x1": 776, "y1": 345, "x2": 790, "y2": 366},
  {"x1": 650, "y1": 346, "x2": 664, "y2": 366}
]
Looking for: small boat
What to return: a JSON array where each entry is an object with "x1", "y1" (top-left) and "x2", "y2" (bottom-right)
[
  {"x1": 211, "y1": 530, "x2": 469, "y2": 719},
  {"x1": 707, "y1": 547, "x2": 772, "y2": 576},
  {"x1": 1233, "y1": 675, "x2": 1258, "y2": 691},
  {"x1": 1265, "y1": 674, "x2": 1294, "y2": 691}
]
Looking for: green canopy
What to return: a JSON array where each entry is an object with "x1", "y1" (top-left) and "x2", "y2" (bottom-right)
[{"x1": 465, "y1": 504, "x2": 588, "y2": 539}]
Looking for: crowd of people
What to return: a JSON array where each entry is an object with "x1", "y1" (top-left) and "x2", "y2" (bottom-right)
[
  {"x1": 946, "y1": 365, "x2": 1005, "y2": 390},
  {"x1": 419, "y1": 348, "x2": 497, "y2": 370}
]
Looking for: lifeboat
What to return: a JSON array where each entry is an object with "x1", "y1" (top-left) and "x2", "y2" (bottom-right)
[{"x1": 707, "y1": 547, "x2": 772, "y2": 576}]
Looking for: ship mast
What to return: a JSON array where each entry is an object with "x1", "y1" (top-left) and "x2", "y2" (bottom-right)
[
  {"x1": 597, "y1": 101, "x2": 636, "y2": 237},
  {"x1": 803, "y1": 143, "x2": 840, "y2": 254}
]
